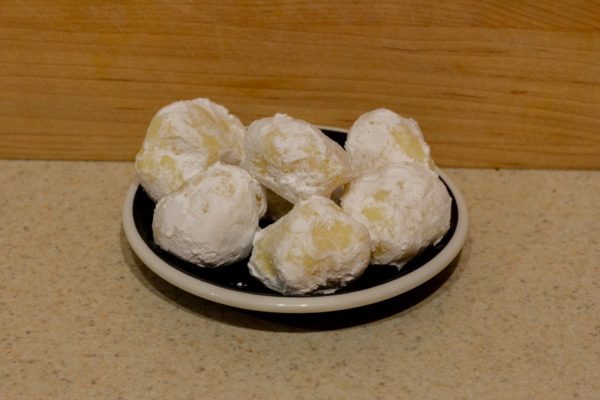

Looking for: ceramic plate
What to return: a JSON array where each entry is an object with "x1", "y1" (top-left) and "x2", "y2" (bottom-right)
[{"x1": 122, "y1": 127, "x2": 468, "y2": 313}]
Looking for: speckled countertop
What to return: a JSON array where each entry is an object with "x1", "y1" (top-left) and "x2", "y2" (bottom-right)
[{"x1": 1, "y1": 160, "x2": 599, "y2": 399}]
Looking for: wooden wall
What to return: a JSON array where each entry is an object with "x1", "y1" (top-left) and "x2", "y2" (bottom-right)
[{"x1": 2, "y1": 1, "x2": 600, "y2": 168}]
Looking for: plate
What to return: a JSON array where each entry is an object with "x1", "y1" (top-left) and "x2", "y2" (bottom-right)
[{"x1": 122, "y1": 127, "x2": 468, "y2": 313}]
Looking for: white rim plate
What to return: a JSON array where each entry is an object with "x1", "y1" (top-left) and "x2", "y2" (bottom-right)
[{"x1": 122, "y1": 127, "x2": 469, "y2": 313}]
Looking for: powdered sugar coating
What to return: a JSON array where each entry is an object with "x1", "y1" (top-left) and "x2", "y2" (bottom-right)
[
  {"x1": 136, "y1": 98, "x2": 245, "y2": 201},
  {"x1": 249, "y1": 196, "x2": 371, "y2": 295},
  {"x1": 345, "y1": 108, "x2": 434, "y2": 177},
  {"x1": 341, "y1": 162, "x2": 451, "y2": 267},
  {"x1": 242, "y1": 114, "x2": 352, "y2": 204},
  {"x1": 152, "y1": 163, "x2": 266, "y2": 268}
]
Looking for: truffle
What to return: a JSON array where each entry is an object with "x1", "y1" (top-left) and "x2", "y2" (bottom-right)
[
  {"x1": 249, "y1": 196, "x2": 371, "y2": 295},
  {"x1": 136, "y1": 98, "x2": 245, "y2": 201},
  {"x1": 242, "y1": 114, "x2": 352, "y2": 204},
  {"x1": 341, "y1": 162, "x2": 451, "y2": 267},
  {"x1": 152, "y1": 163, "x2": 266, "y2": 267},
  {"x1": 345, "y1": 108, "x2": 433, "y2": 177}
]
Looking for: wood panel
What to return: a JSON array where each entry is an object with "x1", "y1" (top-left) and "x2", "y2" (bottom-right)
[{"x1": 1, "y1": 0, "x2": 600, "y2": 168}]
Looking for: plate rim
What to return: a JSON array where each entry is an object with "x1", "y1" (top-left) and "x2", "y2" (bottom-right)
[{"x1": 122, "y1": 128, "x2": 469, "y2": 314}]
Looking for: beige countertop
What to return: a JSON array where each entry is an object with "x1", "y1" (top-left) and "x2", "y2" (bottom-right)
[{"x1": 1, "y1": 160, "x2": 599, "y2": 399}]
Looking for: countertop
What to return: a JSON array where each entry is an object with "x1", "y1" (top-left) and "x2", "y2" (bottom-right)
[{"x1": 1, "y1": 160, "x2": 599, "y2": 399}]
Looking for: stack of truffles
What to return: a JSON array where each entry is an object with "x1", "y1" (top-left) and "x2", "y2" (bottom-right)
[{"x1": 136, "y1": 98, "x2": 452, "y2": 295}]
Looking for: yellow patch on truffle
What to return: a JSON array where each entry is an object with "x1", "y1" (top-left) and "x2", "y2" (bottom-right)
[
  {"x1": 201, "y1": 134, "x2": 221, "y2": 165},
  {"x1": 362, "y1": 206, "x2": 385, "y2": 222},
  {"x1": 373, "y1": 190, "x2": 390, "y2": 201},
  {"x1": 252, "y1": 237, "x2": 276, "y2": 279},
  {"x1": 312, "y1": 220, "x2": 354, "y2": 253},
  {"x1": 391, "y1": 126, "x2": 425, "y2": 161}
]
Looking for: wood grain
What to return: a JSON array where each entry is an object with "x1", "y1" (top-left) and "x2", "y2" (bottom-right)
[{"x1": 1, "y1": 0, "x2": 600, "y2": 168}]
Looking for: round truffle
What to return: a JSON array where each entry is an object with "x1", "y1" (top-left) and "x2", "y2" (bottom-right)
[
  {"x1": 341, "y1": 162, "x2": 451, "y2": 267},
  {"x1": 136, "y1": 98, "x2": 245, "y2": 201},
  {"x1": 152, "y1": 163, "x2": 266, "y2": 267},
  {"x1": 242, "y1": 114, "x2": 352, "y2": 204},
  {"x1": 249, "y1": 196, "x2": 371, "y2": 295},
  {"x1": 345, "y1": 108, "x2": 433, "y2": 176}
]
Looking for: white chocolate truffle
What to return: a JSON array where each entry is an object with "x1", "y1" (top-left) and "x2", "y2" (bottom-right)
[
  {"x1": 136, "y1": 98, "x2": 245, "y2": 201},
  {"x1": 345, "y1": 108, "x2": 433, "y2": 176},
  {"x1": 249, "y1": 196, "x2": 371, "y2": 295},
  {"x1": 152, "y1": 163, "x2": 266, "y2": 268},
  {"x1": 242, "y1": 114, "x2": 352, "y2": 204},
  {"x1": 341, "y1": 162, "x2": 451, "y2": 267}
]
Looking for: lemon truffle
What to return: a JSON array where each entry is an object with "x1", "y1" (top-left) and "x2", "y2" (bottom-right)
[
  {"x1": 242, "y1": 114, "x2": 352, "y2": 204},
  {"x1": 345, "y1": 108, "x2": 433, "y2": 176},
  {"x1": 152, "y1": 163, "x2": 266, "y2": 267},
  {"x1": 136, "y1": 98, "x2": 245, "y2": 201},
  {"x1": 341, "y1": 162, "x2": 451, "y2": 267},
  {"x1": 249, "y1": 196, "x2": 371, "y2": 295}
]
